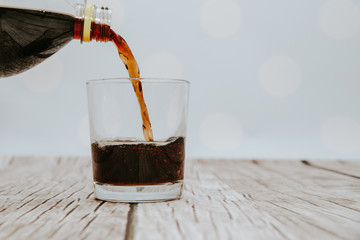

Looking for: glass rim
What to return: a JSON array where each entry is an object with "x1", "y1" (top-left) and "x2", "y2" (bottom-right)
[{"x1": 86, "y1": 78, "x2": 190, "y2": 85}]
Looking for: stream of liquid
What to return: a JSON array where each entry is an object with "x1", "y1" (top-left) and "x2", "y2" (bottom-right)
[
  {"x1": 80, "y1": 19, "x2": 154, "y2": 141},
  {"x1": 109, "y1": 30, "x2": 154, "y2": 141}
]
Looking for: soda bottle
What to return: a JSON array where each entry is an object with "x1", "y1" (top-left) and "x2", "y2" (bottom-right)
[{"x1": 0, "y1": 2, "x2": 112, "y2": 77}]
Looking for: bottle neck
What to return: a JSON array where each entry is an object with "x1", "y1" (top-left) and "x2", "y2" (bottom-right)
[{"x1": 73, "y1": 3, "x2": 112, "y2": 43}]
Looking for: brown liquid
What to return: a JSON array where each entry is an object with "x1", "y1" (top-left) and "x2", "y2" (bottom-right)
[
  {"x1": 91, "y1": 137, "x2": 185, "y2": 185},
  {"x1": 109, "y1": 30, "x2": 154, "y2": 141}
]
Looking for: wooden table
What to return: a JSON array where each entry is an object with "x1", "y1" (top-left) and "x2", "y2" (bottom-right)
[{"x1": 0, "y1": 157, "x2": 359, "y2": 239}]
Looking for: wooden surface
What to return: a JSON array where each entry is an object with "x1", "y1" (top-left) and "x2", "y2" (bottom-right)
[{"x1": 0, "y1": 157, "x2": 359, "y2": 240}]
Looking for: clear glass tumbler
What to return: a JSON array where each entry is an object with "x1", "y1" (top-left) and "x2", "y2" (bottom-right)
[{"x1": 86, "y1": 78, "x2": 190, "y2": 202}]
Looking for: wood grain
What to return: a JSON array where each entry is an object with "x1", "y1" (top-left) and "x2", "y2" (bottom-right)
[
  {"x1": 0, "y1": 157, "x2": 129, "y2": 240},
  {"x1": 0, "y1": 157, "x2": 360, "y2": 240},
  {"x1": 303, "y1": 160, "x2": 360, "y2": 179}
]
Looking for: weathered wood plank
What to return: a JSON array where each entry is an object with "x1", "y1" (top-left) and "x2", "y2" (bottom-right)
[
  {"x1": 254, "y1": 160, "x2": 360, "y2": 213},
  {"x1": 207, "y1": 160, "x2": 360, "y2": 239},
  {"x1": 0, "y1": 157, "x2": 130, "y2": 240}
]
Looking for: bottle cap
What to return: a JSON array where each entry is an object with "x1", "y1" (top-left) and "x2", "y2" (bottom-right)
[{"x1": 83, "y1": 3, "x2": 94, "y2": 42}]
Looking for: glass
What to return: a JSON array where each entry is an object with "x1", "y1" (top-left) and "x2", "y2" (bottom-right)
[{"x1": 86, "y1": 78, "x2": 190, "y2": 202}]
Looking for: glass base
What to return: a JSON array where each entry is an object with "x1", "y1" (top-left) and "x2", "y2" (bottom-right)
[{"x1": 93, "y1": 181, "x2": 183, "y2": 203}]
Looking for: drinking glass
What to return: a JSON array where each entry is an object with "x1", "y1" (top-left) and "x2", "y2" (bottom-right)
[{"x1": 86, "y1": 78, "x2": 190, "y2": 202}]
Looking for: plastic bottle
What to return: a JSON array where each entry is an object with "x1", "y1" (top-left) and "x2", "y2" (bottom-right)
[{"x1": 0, "y1": 2, "x2": 112, "y2": 77}]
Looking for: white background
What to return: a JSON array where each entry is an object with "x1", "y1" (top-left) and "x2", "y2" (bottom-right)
[{"x1": 1, "y1": 0, "x2": 360, "y2": 159}]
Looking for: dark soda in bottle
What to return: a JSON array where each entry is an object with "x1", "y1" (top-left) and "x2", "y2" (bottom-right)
[{"x1": 0, "y1": 3, "x2": 112, "y2": 78}]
